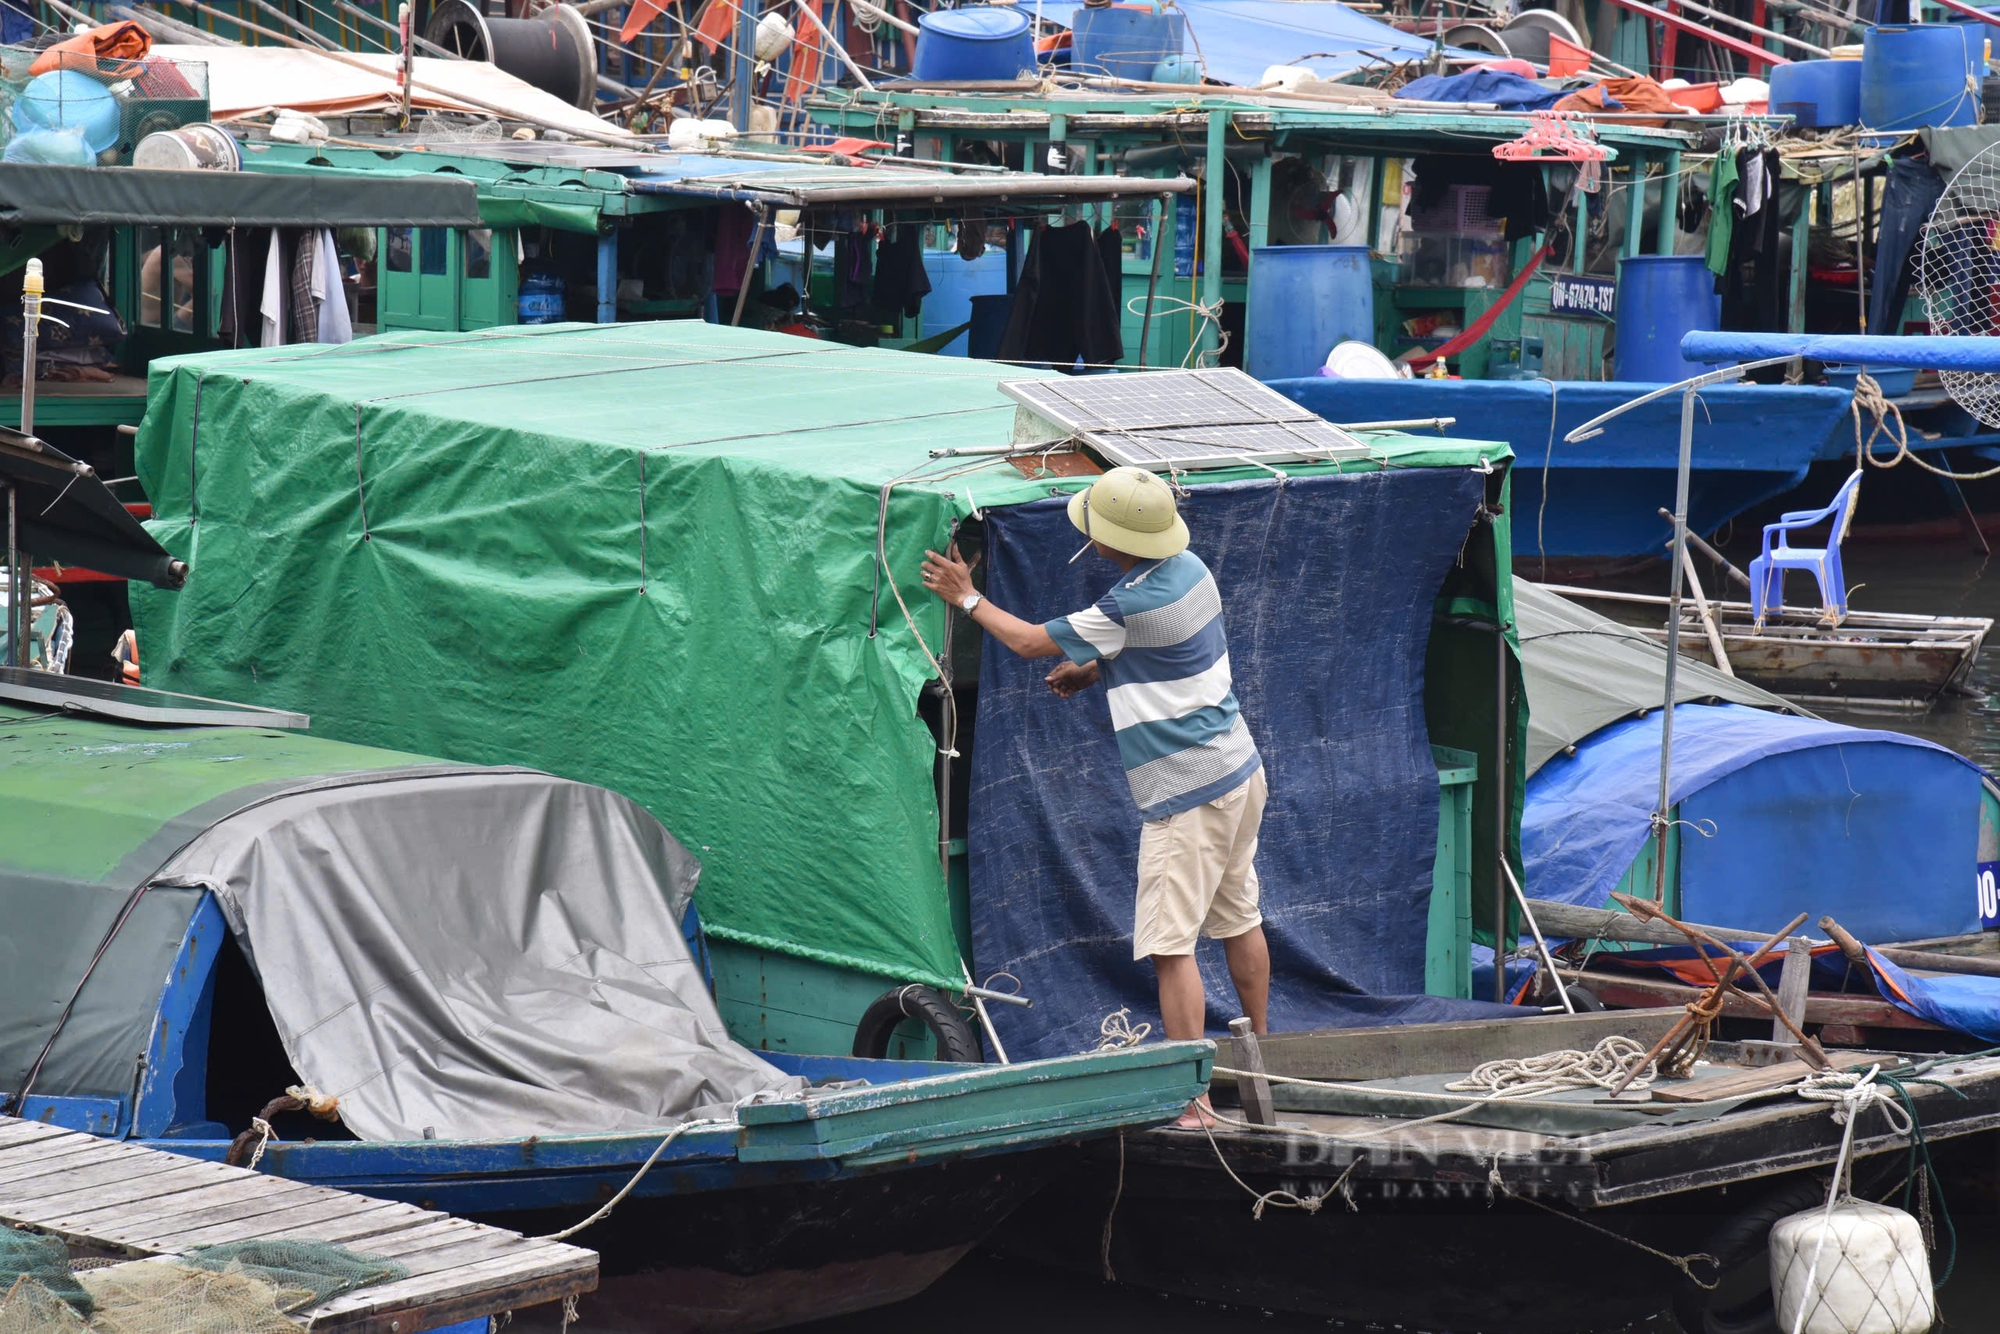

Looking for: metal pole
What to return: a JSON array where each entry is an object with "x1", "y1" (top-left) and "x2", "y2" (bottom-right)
[
  {"x1": 20, "y1": 260, "x2": 40, "y2": 442},
  {"x1": 1198, "y1": 108, "x2": 1225, "y2": 367},
  {"x1": 1136, "y1": 194, "x2": 1167, "y2": 368},
  {"x1": 728, "y1": 0, "x2": 759, "y2": 131},
  {"x1": 730, "y1": 207, "x2": 770, "y2": 326},
  {"x1": 1653, "y1": 385, "x2": 1697, "y2": 903},
  {"x1": 8, "y1": 485, "x2": 19, "y2": 670},
  {"x1": 1493, "y1": 615, "x2": 1509, "y2": 1002}
]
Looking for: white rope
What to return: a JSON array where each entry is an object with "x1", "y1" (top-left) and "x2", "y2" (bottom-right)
[
  {"x1": 1785, "y1": 1065, "x2": 1913, "y2": 1334},
  {"x1": 533, "y1": 1117, "x2": 738, "y2": 1242},
  {"x1": 1096, "y1": 1007, "x2": 1151, "y2": 1050},
  {"x1": 1125, "y1": 294, "x2": 1227, "y2": 368},
  {"x1": 244, "y1": 1117, "x2": 274, "y2": 1172},
  {"x1": 1444, "y1": 1035, "x2": 1658, "y2": 1099}
]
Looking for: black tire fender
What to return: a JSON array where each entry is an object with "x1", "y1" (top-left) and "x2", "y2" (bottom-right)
[
  {"x1": 1673, "y1": 1175, "x2": 1830, "y2": 1334},
  {"x1": 851, "y1": 985, "x2": 984, "y2": 1062}
]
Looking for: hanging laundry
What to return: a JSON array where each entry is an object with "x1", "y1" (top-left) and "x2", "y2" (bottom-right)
[
  {"x1": 956, "y1": 217, "x2": 987, "y2": 261},
  {"x1": 996, "y1": 220, "x2": 1124, "y2": 370},
  {"x1": 1869, "y1": 156, "x2": 1946, "y2": 336},
  {"x1": 1719, "y1": 148, "x2": 1785, "y2": 332},
  {"x1": 258, "y1": 226, "x2": 284, "y2": 348},
  {"x1": 1703, "y1": 150, "x2": 1740, "y2": 277},
  {"x1": 870, "y1": 225, "x2": 933, "y2": 320},
  {"x1": 712, "y1": 204, "x2": 757, "y2": 298},
  {"x1": 287, "y1": 229, "x2": 318, "y2": 345},
  {"x1": 312, "y1": 228, "x2": 353, "y2": 345},
  {"x1": 839, "y1": 226, "x2": 875, "y2": 312}
]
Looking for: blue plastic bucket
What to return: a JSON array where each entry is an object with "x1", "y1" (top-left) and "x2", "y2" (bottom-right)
[
  {"x1": 1613, "y1": 256, "x2": 1720, "y2": 383},
  {"x1": 1069, "y1": 4, "x2": 1186, "y2": 81},
  {"x1": 13, "y1": 70, "x2": 120, "y2": 158},
  {"x1": 1769, "y1": 58, "x2": 1861, "y2": 128},
  {"x1": 1862, "y1": 25, "x2": 1981, "y2": 134},
  {"x1": 1244, "y1": 245, "x2": 1374, "y2": 383},
  {"x1": 913, "y1": 7, "x2": 1035, "y2": 81}
]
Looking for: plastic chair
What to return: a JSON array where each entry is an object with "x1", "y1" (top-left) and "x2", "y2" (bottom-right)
[{"x1": 1749, "y1": 469, "x2": 1862, "y2": 629}]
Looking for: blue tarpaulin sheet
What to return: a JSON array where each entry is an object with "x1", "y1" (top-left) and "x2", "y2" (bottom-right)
[
  {"x1": 1396, "y1": 70, "x2": 1572, "y2": 111},
  {"x1": 1683, "y1": 332, "x2": 2000, "y2": 373},
  {"x1": 1168, "y1": 0, "x2": 1456, "y2": 85},
  {"x1": 968, "y1": 469, "x2": 1522, "y2": 1060},
  {"x1": 1524, "y1": 704, "x2": 1982, "y2": 943},
  {"x1": 1870, "y1": 950, "x2": 2000, "y2": 1042}
]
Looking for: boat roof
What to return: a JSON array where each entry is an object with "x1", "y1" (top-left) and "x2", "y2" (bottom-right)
[
  {"x1": 238, "y1": 140, "x2": 1192, "y2": 234},
  {"x1": 0, "y1": 161, "x2": 480, "y2": 230}
]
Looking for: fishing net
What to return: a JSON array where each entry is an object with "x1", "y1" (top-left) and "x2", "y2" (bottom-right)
[
  {"x1": 178, "y1": 1240, "x2": 405, "y2": 1310},
  {"x1": 1920, "y1": 139, "x2": 2000, "y2": 427},
  {"x1": 79, "y1": 1260, "x2": 311, "y2": 1334},
  {"x1": 0, "y1": 45, "x2": 209, "y2": 163},
  {"x1": 0, "y1": 1227, "x2": 90, "y2": 1316},
  {"x1": 0, "y1": 1276, "x2": 90, "y2": 1334}
]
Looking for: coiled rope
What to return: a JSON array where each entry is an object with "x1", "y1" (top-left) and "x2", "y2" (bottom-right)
[
  {"x1": 1852, "y1": 371, "x2": 2000, "y2": 481},
  {"x1": 1445, "y1": 1035, "x2": 1658, "y2": 1098}
]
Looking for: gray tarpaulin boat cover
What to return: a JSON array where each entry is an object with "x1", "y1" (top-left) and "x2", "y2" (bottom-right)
[
  {"x1": 153, "y1": 768, "x2": 799, "y2": 1141},
  {"x1": 1513, "y1": 579, "x2": 1798, "y2": 776}
]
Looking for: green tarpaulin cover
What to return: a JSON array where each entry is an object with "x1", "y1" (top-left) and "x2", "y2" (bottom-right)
[
  {"x1": 0, "y1": 162, "x2": 481, "y2": 229},
  {"x1": 133, "y1": 322, "x2": 1516, "y2": 988}
]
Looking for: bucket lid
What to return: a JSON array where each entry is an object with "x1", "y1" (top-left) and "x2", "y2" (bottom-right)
[{"x1": 920, "y1": 6, "x2": 1031, "y2": 40}]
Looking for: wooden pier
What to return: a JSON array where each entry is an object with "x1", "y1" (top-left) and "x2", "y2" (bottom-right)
[{"x1": 0, "y1": 1116, "x2": 597, "y2": 1331}]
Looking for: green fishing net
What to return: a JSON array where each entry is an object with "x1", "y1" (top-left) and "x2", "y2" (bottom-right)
[
  {"x1": 0, "y1": 1227, "x2": 90, "y2": 1315},
  {"x1": 178, "y1": 1240, "x2": 406, "y2": 1312}
]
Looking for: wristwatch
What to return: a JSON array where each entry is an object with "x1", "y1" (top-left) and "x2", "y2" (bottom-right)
[{"x1": 959, "y1": 593, "x2": 983, "y2": 613}]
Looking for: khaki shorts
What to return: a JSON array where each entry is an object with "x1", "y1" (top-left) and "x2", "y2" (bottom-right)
[{"x1": 1132, "y1": 766, "x2": 1268, "y2": 960}]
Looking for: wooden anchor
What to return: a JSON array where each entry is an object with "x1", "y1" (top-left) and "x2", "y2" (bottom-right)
[{"x1": 1603, "y1": 898, "x2": 1826, "y2": 1097}]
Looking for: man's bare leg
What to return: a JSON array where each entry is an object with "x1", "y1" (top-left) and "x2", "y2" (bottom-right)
[
  {"x1": 1221, "y1": 925, "x2": 1270, "y2": 1035},
  {"x1": 1152, "y1": 953, "x2": 1206, "y2": 1040},
  {"x1": 1152, "y1": 953, "x2": 1216, "y2": 1127}
]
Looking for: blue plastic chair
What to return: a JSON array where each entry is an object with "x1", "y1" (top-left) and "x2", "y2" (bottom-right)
[{"x1": 1749, "y1": 469, "x2": 1861, "y2": 628}]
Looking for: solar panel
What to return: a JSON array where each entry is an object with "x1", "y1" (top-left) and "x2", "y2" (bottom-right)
[
  {"x1": 998, "y1": 369, "x2": 1373, "y2": 472},
  {"x1": 0, "y1": 668, "x2": 310, "y2": 729}
]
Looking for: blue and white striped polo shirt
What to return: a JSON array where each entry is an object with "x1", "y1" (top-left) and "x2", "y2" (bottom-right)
[{"x1": 1045, "y1": 550, "x2": 1261, "y2": 821}]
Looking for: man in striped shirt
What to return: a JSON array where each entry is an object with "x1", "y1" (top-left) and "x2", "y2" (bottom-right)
[{"x1": 923, "y1": 468, "x2": 1268, "y2": 1116}]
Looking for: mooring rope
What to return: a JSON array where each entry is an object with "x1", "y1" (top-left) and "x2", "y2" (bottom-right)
[{"x1": 1445, "y1": 1035, "x2": 1658, "y2": 1099}]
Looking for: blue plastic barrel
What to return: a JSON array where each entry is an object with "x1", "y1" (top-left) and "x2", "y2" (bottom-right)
[
  {"x1": 921, "y1": 247, "x2": 1010, "y2": 355},
  {"x1": 1769, "y1": 58, "x2": 1862, "y2": 128},
  {"x1": 518, "y1": 268, "x2": 565, "y2": 324},
  {"x1": 913, "y1": 7, "x2": 1035, "y2": 81},
  {"x1": 1862, "y1": 25, "x2": 1981, "y2": 134},
  {"x1": 1244, "y1": 245, "x2": 1374, "y2": 383},
  {"x1": 1069, "y1": 4, "x2": 1186, "y2": 81},
  {"x1": 1614, "y1": 256, "x2": 1720, "y2": 383},
  {"x1": 968, "y1": 293, "x2": 1012, "y2": 361}
]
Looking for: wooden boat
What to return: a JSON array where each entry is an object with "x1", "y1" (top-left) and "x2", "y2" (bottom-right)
[
  {"x1": 995, "y1": 1007, "x2": 2000, "y2": 1333},
  {"x1": 1537, "y1": 581, "x2": 1993, "y2": 704},
  {"x1": 0, "y1": 678, "x2": 1211, "y2": 1334}
]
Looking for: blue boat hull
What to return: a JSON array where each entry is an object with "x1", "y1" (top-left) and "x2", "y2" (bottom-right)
[{"x1": 1269, "y1": 378, "x2": 1855, "y2": 560}]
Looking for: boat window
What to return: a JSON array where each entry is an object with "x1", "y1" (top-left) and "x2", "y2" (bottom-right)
[
  {"x1": 385, "y1": 226, "x2": 413, "y2": 274},
  {"x1": 136, "y1": 225, "x2": 163, "y2": 327},
  {"x1": 170, "y1": 230, "x2": 197, "y2": 333},
  {"x1": 419, "y1": 227, "x2": 447, "y2": 276},
  {"x1": 464, "y1": 228, "x2": 492, "y2": 280}
]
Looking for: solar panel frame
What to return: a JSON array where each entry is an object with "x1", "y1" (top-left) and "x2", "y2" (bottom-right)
[
  {"x1": 998, "y1": 368, "x2": 1373, "y2": 472},
  {"x1": 0, "y1": 667, "x2": 311, "y2": 729}
]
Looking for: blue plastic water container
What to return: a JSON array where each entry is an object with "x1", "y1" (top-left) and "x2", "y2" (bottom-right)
[
  {"x1": 1244, "y1": 245, "x2": 1374, "y2": 383},
  {"x1": 1069, "y1": 4, "x2": 1186, "y2": 81},
  {"x1": 517, "y1": 268, "x2": 565, "y2": 324},
  {"x1": 1613, "y1": 256, "x2": 1720, "y2": 384},
  {"x1": 913, "y1": 7, "x2": 1035, "y2": 81},
  {"x1": 1862, "y1": 25, "x2": 1982, "y2": 134},
  {"x1": 13, "y1": 70, "x2": 120, "y2": 158},
  {"x1": 1769, "y1": 58, "x2": 1862, "y2": 128},
  {"x1": 921, "y1": 247, "x2": 1009, "y2": 355},
  {"x1": 968, "y1": 293, "x2": 1012, "y2": 360}
]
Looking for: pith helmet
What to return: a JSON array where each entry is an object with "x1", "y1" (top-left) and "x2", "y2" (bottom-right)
[{"x1": 1066, "y1": 466, "x2": 1189, "y2": 560}]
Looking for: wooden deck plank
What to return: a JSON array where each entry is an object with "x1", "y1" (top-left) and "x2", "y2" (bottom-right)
[
  {"x1": 308, "y1": 1247, "x2": 597, "y2": 1327},
  {"x1": 0, "y1": 1159, "x2": 242, "y2": 1218},
  {"x1": 58, "y1": 1175, "x2": 325, "y2": 1239},
  {"x1": 0, "y1": 1147, "x2": 198, "y2": 1202},
  {"x1": 0, "y1": 1121, "x2": 87, "y2": 1154},
  {"x1": 138, "y1": 1190, "x2": 405, "y2": 1252},
  {"x1": 0, "y1": 1136, "x2": 155, "y2": 1192},
  {"x1": 0, "y1": 1117, "x2": 595, "y2": 1330}
]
